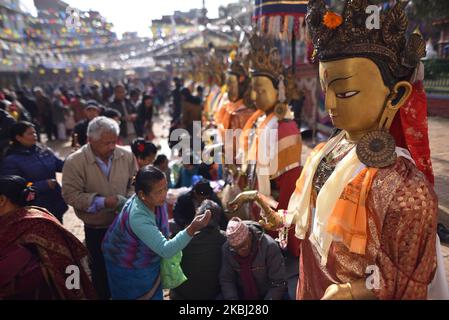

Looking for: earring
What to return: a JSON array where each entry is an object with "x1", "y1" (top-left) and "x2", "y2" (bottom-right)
[
  {"x1": 274, "y1": 103, "x2": 288, "y2": 120},
  {"x1": 278, "y1": 75, "x2": 286, "y2": 103},
  {"x1": 356, "y1": 97, "x2": 399, "y2": 168},
  {"x1": 356, "y1": 130, "x2": 397, "y2": 168},
  {"x1": 378, "y1": 98, "x2": 401, "y2": 130}
]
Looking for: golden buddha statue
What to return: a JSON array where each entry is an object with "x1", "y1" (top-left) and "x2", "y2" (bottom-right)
[
  {"x1": 230, "y1": 0, "x2": 446, "y2": 300},
  {"x1": 216, "y1": 50, "x2": 256, "y2": 219},
  {"x1": 203, "y1": 51, "x2": 228, "y2": 123},
  {"x1": 232, "y1": 32, "x2": 304, "y2": 257},
  {"x1": 216, "y1": 50, "x2": 255, "y2": 160}
]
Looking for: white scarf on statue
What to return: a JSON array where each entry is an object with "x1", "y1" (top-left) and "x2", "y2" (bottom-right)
[
  {"x1": 256, "y1": 114, "x2": 279, "y2": 197},
  {"x1": 286, "y1": 131, "x2": 414, "y2": 266}
]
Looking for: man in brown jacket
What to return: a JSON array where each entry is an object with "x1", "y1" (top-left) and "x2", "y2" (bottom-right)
[{"x1": 62, "y1": 116, "x2": 136, "y2": 299}]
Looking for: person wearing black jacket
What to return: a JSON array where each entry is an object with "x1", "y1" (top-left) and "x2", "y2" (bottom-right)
[
  {"x1": 73, "y1": 100, "x2": 102, "y2": 147},
  {"x1": 17, "y1": 90, "x2": 38, "y2": 120},
  {"x1": 170, "y1": 199, "x2": 227, "y2": 300},
  {"x1": 171, "y1": 78, "x2": 182, "y2": 123},
  {"x1": 173, "y1": 179, "x2": 228, "y2": 232},
  {"x1": 136, "y1": 94, "x2": 154, "y2": 139},
  {"x1": 0, "y1": 108, "x2": 16, "y2": 162},
  {"x1": 108, "y1": 84, "x2": 138, "y2": 144},
  {"x1": 34, "y1": 87, "x2": 55, "y2": 141},
  {"x1": 0, "y1": 121, "x2": 68, "y2": 222}
]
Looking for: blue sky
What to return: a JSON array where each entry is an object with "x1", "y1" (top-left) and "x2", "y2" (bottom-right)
[{"x1": 22, "y1": 0, "x2": 237, "y2": 38}]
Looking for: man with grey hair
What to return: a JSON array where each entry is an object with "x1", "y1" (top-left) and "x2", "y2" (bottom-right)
[{"x1": 62, "y1": 116, "x2": 136, "y2": 299}]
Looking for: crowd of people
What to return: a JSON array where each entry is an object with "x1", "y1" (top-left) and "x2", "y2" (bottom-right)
[
  {"x1": 0, "y1": 74, "x2": 292, "y2": 301},
  {"x1": 4, "y1": 0, "x2": 449, "y2": 302},
  {"x1": 3, "y1": 0, "x2": 445, "y2": 300}
]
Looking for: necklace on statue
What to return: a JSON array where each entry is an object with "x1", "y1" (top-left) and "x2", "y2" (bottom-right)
[{"x1": 314, "y1": 139, "x2": 356, "y2": 194}]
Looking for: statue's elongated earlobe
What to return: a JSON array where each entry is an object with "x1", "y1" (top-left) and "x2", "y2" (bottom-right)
[{"x1": 379, "y1": 81, "x2": 412, "y2": 130}]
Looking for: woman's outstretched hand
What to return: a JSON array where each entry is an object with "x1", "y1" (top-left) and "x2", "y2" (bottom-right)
[{"x1": 187, "y1": 210, "x2": 212, "y2": 236}]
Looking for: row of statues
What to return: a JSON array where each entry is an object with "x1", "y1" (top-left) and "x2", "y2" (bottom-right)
[{"x1": 197, "y1": 0, "x2": 447, "y2": 300}]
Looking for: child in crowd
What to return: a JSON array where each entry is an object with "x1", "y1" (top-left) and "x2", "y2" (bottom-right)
[
  {"x1": 131, "y1": 138, "x2": 158, "y2": 169},
  {"x1": 154, "y1": 154, "x2": 172, "y2": 187}
]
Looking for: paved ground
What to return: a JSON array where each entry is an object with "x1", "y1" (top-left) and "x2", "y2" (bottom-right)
[
  {"x1": 428, "y1": 116, "x2": 449, "y2": 289},
  {"x1": 53, "y1": 114, "x2": 449, "y2": 292},
  {"x1": 429, "y1": 117, "x2": 449, "y2": 226},
  {"x1": 428, "y1": 96, "x2": 449, "y2": 118}
]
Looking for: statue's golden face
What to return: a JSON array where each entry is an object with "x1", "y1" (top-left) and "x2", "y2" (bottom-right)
[
  {"x1": 227, "y1": 74, "x2": 239, "y2": 103},
  {"x1": 251, "y1": 76, "x2": 278, "y2": 112},
  {"x1": 319, "y1": 57, "x2": 390, "y2": 134}
]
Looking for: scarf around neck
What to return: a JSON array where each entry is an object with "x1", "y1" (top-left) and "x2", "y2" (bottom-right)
[
  {"x1": 286, "y1": 131, "x2": 415, "y2": 266},
  {"x1": 233, "y1": 235, "x2": 260, "y2": 300}
]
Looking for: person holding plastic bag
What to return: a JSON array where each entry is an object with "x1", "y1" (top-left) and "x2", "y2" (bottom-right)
[{"x1": 102, "y1": 166, "x2": 211, "y2": 300}]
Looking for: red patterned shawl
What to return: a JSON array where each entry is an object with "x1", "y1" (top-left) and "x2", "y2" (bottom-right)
[
  {"x1": 0, "y1": 207, "x2": 96, "y2": 299},
  {"x1": 390, "y1": 81, "x2": 434, "y2": 185}
]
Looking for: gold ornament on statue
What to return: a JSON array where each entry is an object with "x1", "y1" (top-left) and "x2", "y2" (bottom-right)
[
  {"x1": 274, "y1": 103, "x2": 288, "y2": 120},
  {"x1": 228, "y1": 51, "x2": 249, "y2": 79},
  {"x1": 307, "y1": 0, "x2": 426, "y2": 78},
  {"x1": 205, "y1": 50, "x2": 227, "y2": 87},
  {"x1": 248, "y1": 32, "x2": 302, "y2": 105},
  {"x1": 356, "y1": 130, "x2": 397, "y2": 168},
  {"x1": 308, "y1": 0, "x2": 421, "y2": 169},
  {"x1": 228, "y1": 49, "x2": 253, "y2": 107},
  {"x1": 356, "y1": 81, "x2": 413, "y2": 168},
  {"x1": 248, "y1": 33, "x2": 283, "y2": 83},
  {"x1": 356, "y1": 99, "x2": 400, "y2": 168}
]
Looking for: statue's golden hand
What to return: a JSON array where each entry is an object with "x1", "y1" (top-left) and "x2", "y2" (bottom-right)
[
  {"x1": 258, "y1": 218, "x2": 276, "y2": 231},
  {"x1": 224, "y1": 164, "x2": 238, "y2": 178},
  {"x1": 321, "y1": 283, "x2": 353, "y2": 300},
  {"x1": 229, "y1": 191, "x2": 284, "y2": 230},
  {"x1": 321, "y1": 281, "x2": 377, "y2": 300},
  {"x1": 258, "y1": 209, "x2": 283, "y2": 231},
  {"x1": 229, "y1": 191, "x2": 258, "y2": 213}
]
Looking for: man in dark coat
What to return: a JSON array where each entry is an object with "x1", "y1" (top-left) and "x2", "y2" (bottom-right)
[
  {"x1": 171, "y1": 77, "x2": 182, "y2": 123},
  {"x1": 33, "y1": 87, "x2": 55, "y2": 141},
  {"x1": 173, "y1": 179, "x2": 228, "y2": 231},
  {"x1": 0, "y1": 108, "x2": 16, "y2": 162},
  {"x1": 220, "y1": 218, "x2": 287, "y2": 300},
  {"x1": 170, "y1": 200, "x2": 227, "y2": 300},
  {"x1": 108, "y1": 84, "x2": 138, "y2": 144},
  {"x1": 73, "y1": 100, "x2": 102, "y2": 147},
  {"x1": 17, "y1": 90, "x2": 38, "y2": 122}
]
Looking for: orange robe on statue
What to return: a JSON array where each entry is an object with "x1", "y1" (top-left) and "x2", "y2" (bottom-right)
[
  {"x1": 292, "y1": 82, "x2": 438, "y2": 300},
  {"x1": 295, "y1": 144, "x2": 437, "y2": 300},
  {"x1": 243, "y1": 112, "x2": 303, "y2": 257}
]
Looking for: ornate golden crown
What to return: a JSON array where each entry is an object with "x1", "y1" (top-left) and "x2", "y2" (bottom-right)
[
  {"x1": 248, "y1": 32, "x2": 302, "y2": 104},
  {"x1": 205, "y1": 50, "x2": 227, "y2": 86},
  {"x1": 248, "y1": 33, "x2": 284, "y2": 83},
  {"x1": 307, "y1": 0, "x2": 426, "y2": 78},
  {"x1": 228, "y1": 53, "x2": 250, "y2": 79},
  {"x1": 228, "y1": 49, "x2": 254, "y2": 106}
]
